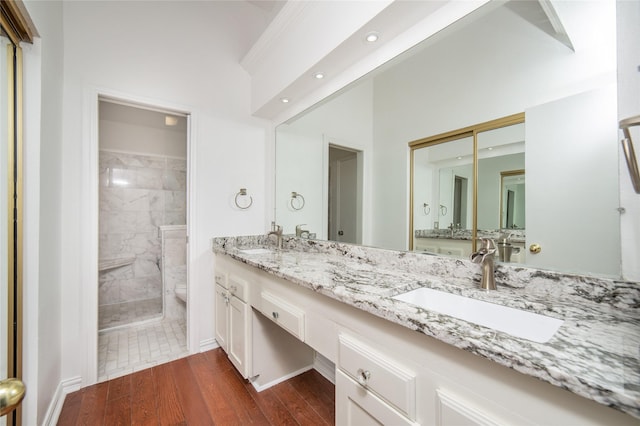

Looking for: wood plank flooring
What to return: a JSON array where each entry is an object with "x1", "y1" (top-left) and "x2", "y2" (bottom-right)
[{"x1": 57, "y1": 348, "x2": 335, "y2": 425}]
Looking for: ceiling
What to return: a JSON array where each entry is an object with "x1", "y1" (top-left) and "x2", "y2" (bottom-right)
[{"x1": 240, "y1": 0, "x2": 573, "y2": 123}]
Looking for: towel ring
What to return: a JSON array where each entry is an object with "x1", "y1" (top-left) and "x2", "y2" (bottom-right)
[
  {"x1": 234, "y1": 188, "x2": 253, "y2": 209},
  {"x1": 423, "y1": 203, "x2": 430, "y2": 215},
  {"x1": 290, "y1": 191, "x2": 305, "y2": 210},
  {"x1": 439, "y1": 204, "x2": 447, "y2": 216}
]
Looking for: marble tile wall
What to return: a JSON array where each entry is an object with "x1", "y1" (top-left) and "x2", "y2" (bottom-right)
[
  {"x1": 98, "y1": 150, "x2": 186, "y2": 325},
  {"x1": 160, "y1": 225, "x2": 187, "y2": 320}
]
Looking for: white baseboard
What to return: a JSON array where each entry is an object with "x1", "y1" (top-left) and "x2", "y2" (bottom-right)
[
  {"x1": 251, "y1": 365, "x2": 313, "y2": 392},
  {"x1": 43, "y1": 376, "x2": 82, "y2": 426},
  {"x1": 200, "y1": 337, "x2": 219, "y2": 352},
  {"x1": 313, "y1": 351, "x2": 336, "y2": 385}
]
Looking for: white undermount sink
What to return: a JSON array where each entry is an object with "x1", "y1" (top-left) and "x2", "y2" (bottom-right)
[
  {"x1": 238, "y1": 248, "x2": 273, "y2": 255},
  {"x1": 393, "y1": 287, "x2": 563, "y2": 343}
]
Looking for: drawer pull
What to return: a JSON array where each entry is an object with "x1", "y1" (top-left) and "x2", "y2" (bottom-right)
[
  {"x1": 272, "y1": 311, "x2": 279, "y2": 320},
  {"x1": 357, "y1": 368, "x2": 371, "y2": 386}
]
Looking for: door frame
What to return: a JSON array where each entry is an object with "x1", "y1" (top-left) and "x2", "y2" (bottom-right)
[{"x1": 81, "y1": 86, "x2": 197, "y2": 385}]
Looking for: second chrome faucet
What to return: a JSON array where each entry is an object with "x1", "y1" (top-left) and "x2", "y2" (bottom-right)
[
  {"x1": 470, "y1": 238, "x2": 497, "y2": 290},
  {"x1": 268, "y1": 222, "x2": 283, "y2": 249}
]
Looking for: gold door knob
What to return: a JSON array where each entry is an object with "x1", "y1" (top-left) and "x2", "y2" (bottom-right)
[
  {"x1": 0, "y1": 378, "x2": 26, "y2": 417},
  {"x1": 529, "y1": 244, "x2": 542, "y2": 254}
]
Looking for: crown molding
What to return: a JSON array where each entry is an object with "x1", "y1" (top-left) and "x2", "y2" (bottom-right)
[{"x1": 241, "y1": 1, "x2": 311, "y2": 75}]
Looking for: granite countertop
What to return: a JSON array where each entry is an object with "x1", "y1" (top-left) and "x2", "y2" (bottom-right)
[
  {"x1": 414, "y1": 229, "x2": 526, "y2": 243},
  {"x1": 211, "y1": 235, "x2": 640, "y2": 420}
]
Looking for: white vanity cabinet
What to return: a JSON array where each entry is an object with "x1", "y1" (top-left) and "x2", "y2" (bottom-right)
[
  {"x1": 213, "y1": 254, "x2": 638, "y2": 426},
  {"x1": 337, "y1": 370, "x2": 417, "y2": 425},
  {"x1": 214, "y1": 271, "x2": 228, "y2": 352},
  {"x1": 214, "y1": 267, "x2": 252, "y2": 378},
  {"x1": 337, "y1": 334, "x2": 418, "y2": 425},
  {"x1": 414, "y1": 238, "x2": 472, "y2": 257},
  {"x1": 258, "y1": 291, "x2": 305, "y2": 341}
]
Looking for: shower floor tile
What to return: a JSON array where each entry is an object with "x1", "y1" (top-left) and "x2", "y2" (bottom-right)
[{"x1": 98, "y1": 317, "x2": 188, "y2": 382}]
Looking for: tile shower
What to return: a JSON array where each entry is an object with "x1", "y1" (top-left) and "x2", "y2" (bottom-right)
[{"x1": 98, "y1": 150, "x2": 186, "y2": 330}]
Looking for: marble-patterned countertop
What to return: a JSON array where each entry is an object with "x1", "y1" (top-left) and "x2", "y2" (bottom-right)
[
  {"x1": 211, "y1": 235, "x2": 640, "y2": 419},
  {"x1": 414, "y1": 228, "x2": 526, "y2": 243}
]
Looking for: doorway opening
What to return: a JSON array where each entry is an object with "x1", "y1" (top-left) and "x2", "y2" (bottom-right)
[
  {"x1": 328, "y1": 145, "x2": 363, "y2": 244},
  {"x1": 453, "y1": 175, "x2": 468, "y2": 229},
  {"x1": 97, "y1": 98, "x2": 189, "y2": 381}
]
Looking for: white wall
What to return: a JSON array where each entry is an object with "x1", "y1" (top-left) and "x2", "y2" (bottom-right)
[
  {"x1": 372, "y1": 1, "x2": 617, "y2": 250},
  {"x1": 22, "y1": 1, "x2": 64, "y2": 424},
  {"x1": 60, "y1": 0, "x2": 271, "y2": 387}
]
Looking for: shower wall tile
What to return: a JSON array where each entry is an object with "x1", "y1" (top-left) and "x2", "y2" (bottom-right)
[
  {"x1": 149, "y1": 190, "x2": 164, "y2": 211},
  {"x1": 127, "y1": 233, "x2": 161, "y2": 258},
  {"x1": 160, "y1": 226, "x2": 187, "y2": 320},
  {"x1": 100, "y1": 188, "x2": 151, "y2": 212},
  {"x1": 165, "y1": 191, "x2": 186, "y2": 212},
  {"x1": 162, "y1": 170, "x2": 186, "y2": 191},
  {"x1": 99, "y1": 279, "x2": 120, "y2": 305},
  {"x1": 164, "y1": 212, "x2": 186, "y2": 226},
  {"x1": 119, "y1": 279, "x2": 149, "y2": 301},
  {"x1": 99, "y1": 150, "x2": 186, "y2": 311},
  {"x1": 100, "y1": 211, "x2": 139, "y2": 234},
  {"x1": 136, "y1": 168, "x2": 164, "y2": 190},
  {"x1": 164, "y1": 240, "x2": 186, "y2": 267},
  {"x1": 134, "y1": 259, "x2": 161, "y2": 279},
  {"x1": 100, "y1": 264, "x2": 135, "y2": 284},
  {"x1": 167, "y1": 158, "x2": 187, "y2": 171}
]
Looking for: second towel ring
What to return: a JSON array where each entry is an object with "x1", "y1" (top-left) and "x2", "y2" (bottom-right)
[
  {"x1": 290, "y1": 191, "x2": 305, "y2": 210},
  {"x1": 235, "y1": 188, "x2": 253, "y2": 209}
]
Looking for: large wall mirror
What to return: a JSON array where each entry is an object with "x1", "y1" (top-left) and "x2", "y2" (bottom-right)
[{"x1": 275, "y1": 0, "x2": 621, "y2": 277}]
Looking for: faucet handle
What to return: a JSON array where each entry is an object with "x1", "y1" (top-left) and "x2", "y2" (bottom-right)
[{"x1": 477, "y1": 238, "x2": 497, "y2": 251}]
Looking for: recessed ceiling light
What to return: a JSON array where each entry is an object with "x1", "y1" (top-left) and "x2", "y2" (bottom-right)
[
  {"x1": 365, "y1": 32, "x2": 379, "y2": 43},
  {"x1": 487, "y1": 147, "x2": 493, "y2": 151},
  {"x1": 281, "y1": 98, "x2": 290, "y2": 103},
  {"x1": 457, "y1": 156, "x2": 463, "y2": 160},
  {"x1": 314, "y1": 72, "x2": 325, "y2": 79}
]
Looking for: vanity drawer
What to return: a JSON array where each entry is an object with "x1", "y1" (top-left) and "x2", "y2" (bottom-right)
[
  {"x1": 260, "y1": 291, "x2": 305, "y2": 341},
  {"x1": 228, "y1": 274, "x2": 248, "y2": 302},
  {"x1": 215, "y1": 270, "x2": 228, "y2": 289},
  {"x1": 338, "y1": 334, "x2": 416, "y2": 420}
]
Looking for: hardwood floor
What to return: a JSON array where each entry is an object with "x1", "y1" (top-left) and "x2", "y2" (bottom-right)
[{"x1": 57, "y1": 348, "x2": 335, "y2": 425}]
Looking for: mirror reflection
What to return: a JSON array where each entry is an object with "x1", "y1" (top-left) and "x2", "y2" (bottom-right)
[
  {"x1": 275, "y1": 0, "x2": 620, "y2": 276},
  {"x1": 500, "y1": 170, "x2": 525, "y2": 230},
  {"x1": 410, "y1": 118, "x2": 525, "y2": 260}
]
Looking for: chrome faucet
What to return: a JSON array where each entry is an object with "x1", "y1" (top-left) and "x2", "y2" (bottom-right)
[
  {"x1": 295, "y1": 224, "x2": 309, "y2": 238},
  {"x1": 447, "y1": 223, "x2": 455, "y2": 238},
  {"x1": 470, "y1": 238, "x2": 497, "y2": 290},
  {"x1": 268, "y1": 221, "x2": 283, "y2": 249}
]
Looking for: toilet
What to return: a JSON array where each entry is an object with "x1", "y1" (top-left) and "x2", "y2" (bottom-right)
[{"x1": 175, "y1": 285, "x2": 187, "y2": 303}]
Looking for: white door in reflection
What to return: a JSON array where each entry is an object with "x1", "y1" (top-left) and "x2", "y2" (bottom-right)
[{"x1": 328, "y1": 145, "x2": 361, "y2": 244}]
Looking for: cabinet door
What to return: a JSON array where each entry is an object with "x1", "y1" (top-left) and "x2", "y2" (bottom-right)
[
  {"x1": 228, "y1": 296, "x2": 250, "y2": 378},
  {"x1": 436, "y1": 389, "x2": 503, "y2": 426},
  {"x1": 215, "y1": 284, "x2": 229, "y2": 351},
  {"x1": 336, "y1": 370, "x2": 417, "y2": 426}
]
